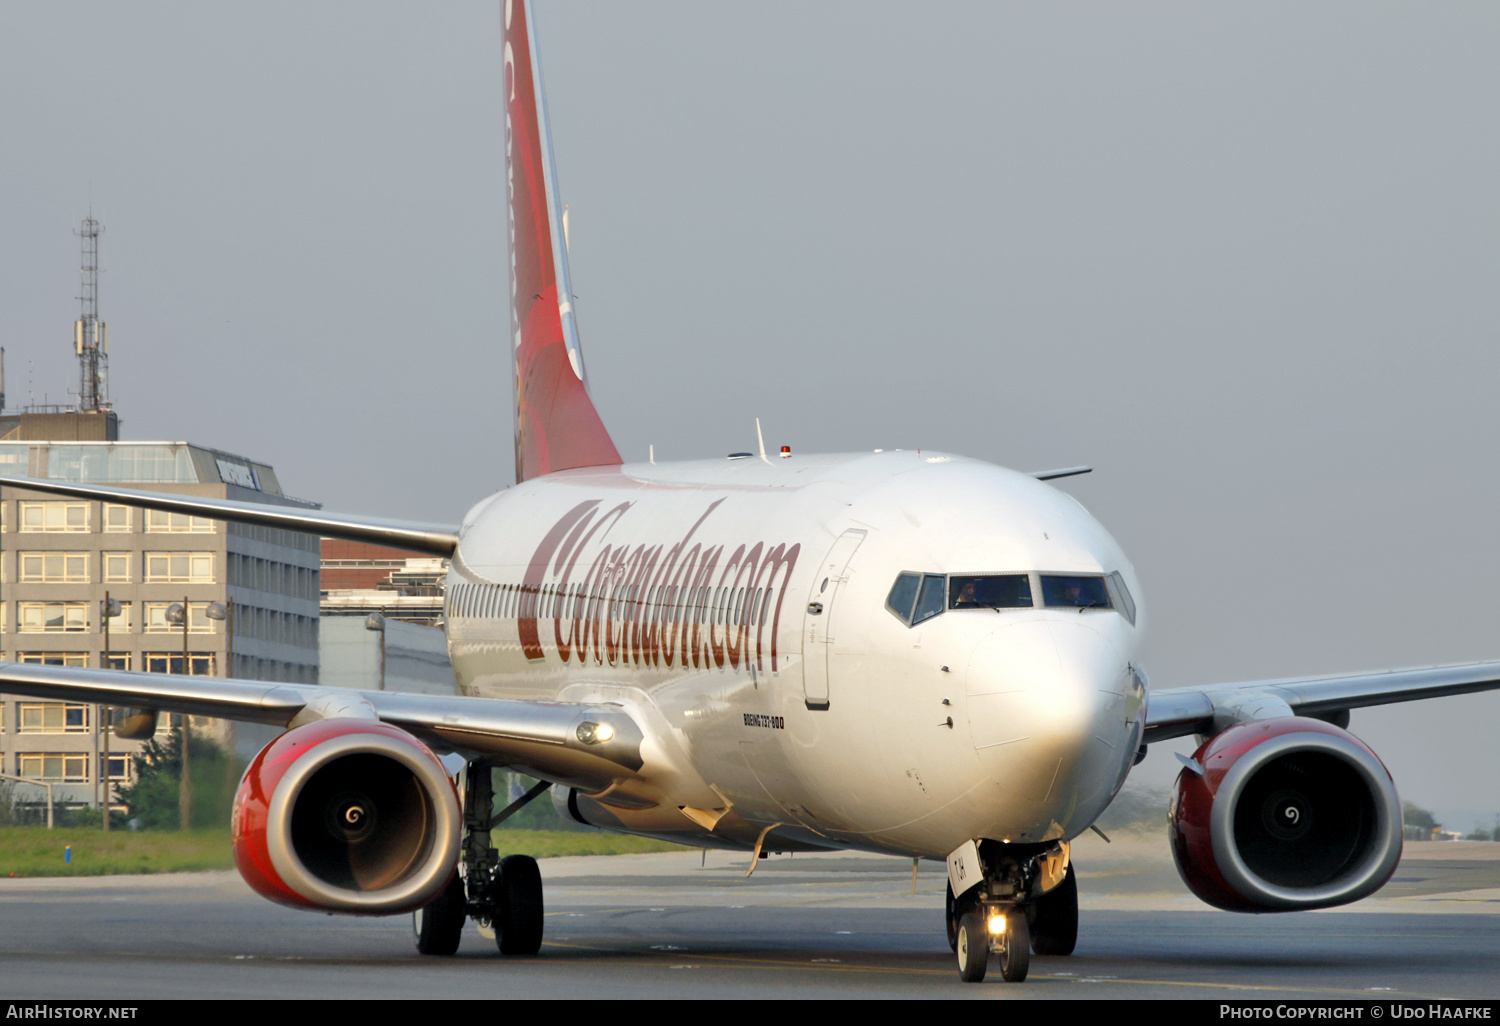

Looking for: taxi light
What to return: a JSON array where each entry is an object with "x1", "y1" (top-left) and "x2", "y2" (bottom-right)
[
  {"x1": 987, "y1": 914, "x2": 1006, "y2": 936},
  {"x1": 576, "y1": 721, "x2": 615, "y2": 745}
]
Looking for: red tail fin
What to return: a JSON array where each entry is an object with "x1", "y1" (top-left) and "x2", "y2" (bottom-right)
[{"x1": 505, "y1": 0, "x2": 622, "y2": 483}]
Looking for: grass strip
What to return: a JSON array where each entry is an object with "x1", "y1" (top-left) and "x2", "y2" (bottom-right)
[
  {"x1": 0, "y1": 827, "x2": 689, "y2": 877},
  {"x1": 0, "y1": 827, "x2": 234, "y2": 877},
  {"x1": 491, "y1": 829, "x2": 691, "y2": 858}
]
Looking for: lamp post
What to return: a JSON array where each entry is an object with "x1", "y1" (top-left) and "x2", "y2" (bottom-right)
[
  {"x1": 165, "y1": 598, "x2": 190, "y2": 830},
  {"x1": 99, "y1": 594, "x2": 121, "y2": 832},
  {"x1": 206, "y1": 601, "x2": 231, "y2": 672},
  {"x1": 205, "y1": 601, "x2": 231, "y2": 751},
  {"x1": 365, "y1": 612, "x2": 387, "y2": 691}
]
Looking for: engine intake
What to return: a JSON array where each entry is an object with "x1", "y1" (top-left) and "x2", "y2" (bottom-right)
[
  {"x1": 1169, "y1": 717, "x2": 1402, "y2": 912},
  {"x1": 233, "y1": 719, "x2": 461, "y2": 915}
]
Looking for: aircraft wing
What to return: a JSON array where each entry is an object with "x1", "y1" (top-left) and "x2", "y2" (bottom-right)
[
  {"x1": 0, "y1": 477, "x2": 459, "y2": 556},
  {"x1": 1143, "y1": 660, "x2": 1500, "y2": 744},
  {"x1": 0, "y1": 661, "x2": 644, "y2": 787}
]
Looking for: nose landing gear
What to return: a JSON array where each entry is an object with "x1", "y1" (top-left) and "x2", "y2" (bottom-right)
[
  {"x1": 945, "y1": 839, "x2": 1073, "y2": 983},
  {"x1": 954, "y1": 905, "x2": 1032, "y2": 983}
]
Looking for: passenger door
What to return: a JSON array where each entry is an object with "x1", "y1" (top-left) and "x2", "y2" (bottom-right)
[{"x1": 802, "y1": 529, "x2": 866, "y2": 710}]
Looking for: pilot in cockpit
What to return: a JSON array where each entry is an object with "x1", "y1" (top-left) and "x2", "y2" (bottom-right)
[{"x1": 954, "y1": 579, "x2": 979, "y2": 607}]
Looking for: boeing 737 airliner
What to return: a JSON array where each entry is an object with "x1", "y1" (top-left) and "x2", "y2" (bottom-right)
[{"x1": 4, "y1": 0, "x2": 1499, "y2": 983}]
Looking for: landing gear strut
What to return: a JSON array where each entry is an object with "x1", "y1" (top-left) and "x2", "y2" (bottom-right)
[{"x1": 412, "y1": 761, "x2": 551, "y2": 957}]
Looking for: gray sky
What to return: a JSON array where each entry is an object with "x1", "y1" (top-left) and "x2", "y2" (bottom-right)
[{"x1": 3, "y1": 1, "x2": 1499, "y2": 830}]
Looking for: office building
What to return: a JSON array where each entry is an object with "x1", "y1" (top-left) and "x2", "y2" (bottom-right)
[{"x1": 0, "y1": 436, "x2": 319, "y2": 813}]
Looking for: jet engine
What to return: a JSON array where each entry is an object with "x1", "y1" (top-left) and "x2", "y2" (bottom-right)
[
  {"x1": 232, "y1": 719, "x2": 461, "y2": 915},
  {"x1": 1168, "y1": 716, "x2": 1402, "y2": 912}
]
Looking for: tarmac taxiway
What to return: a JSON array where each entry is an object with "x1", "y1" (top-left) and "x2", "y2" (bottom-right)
[{"x1": 0, "y1": 833, "x2": 1496, "y2": 999}]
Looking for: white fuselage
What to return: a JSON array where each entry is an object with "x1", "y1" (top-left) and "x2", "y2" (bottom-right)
[{"x1": 443, "y1": 450, "x2": 1146, "y2": 859}]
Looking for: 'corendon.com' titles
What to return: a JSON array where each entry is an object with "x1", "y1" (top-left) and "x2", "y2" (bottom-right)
[{"x1": 505, "y1": 498, "x2": 801, "y2": 672}]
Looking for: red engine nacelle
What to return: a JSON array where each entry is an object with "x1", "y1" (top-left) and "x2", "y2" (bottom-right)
[
  {"x1": 232, "y1": 718, "x2": 461, "y2": 915},
  {"x1": 1169, "y1": 716, "x2": 1402, "y2": 912}
]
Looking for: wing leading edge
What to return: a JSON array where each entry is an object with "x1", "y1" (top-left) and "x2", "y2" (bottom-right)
[
  {"x1": 0, "y1": 477, "x2": 459, "y2": 556},
  {"x1": 1143, "y1": 660, "x2": 1500, "y2": 743},
  {"x1": 0, "y1": 661, "x2": 643, "y2": 789}
]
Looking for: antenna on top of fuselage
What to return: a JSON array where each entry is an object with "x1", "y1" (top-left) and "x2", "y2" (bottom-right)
[{"x1": 756, "y1": 418, "x2": 770, "y2": 464}]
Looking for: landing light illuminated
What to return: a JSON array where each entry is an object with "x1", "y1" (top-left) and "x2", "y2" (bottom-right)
[{"x1": 576, "y1": 721, "x2": 615, "y2": 745}]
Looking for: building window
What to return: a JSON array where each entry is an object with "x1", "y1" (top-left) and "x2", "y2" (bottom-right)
[
  {"x1": 18, "y1": 603, "x2": 89, "y2": 633},
  {"x1": 18, "y1": 703, "x2": 89, "y2": 733},
  {"x1": 101, "y1": 754, "x2": 131, "y2": 782},
  {"x1": 18, "y1": 502, "x2": 89, "y2": 532},
  {"x1": 18, "y1": 753, "x2": 89, "y2": 783},
  {"x1": 102, "y1": 552, "x2": 132, "y2": 582},
  {"x1": 17, "y1": 652, "x2": 88, "y2": 667},
  {"x1": 143, "y1": 552, "x2": 214, "y2": 583},
  {"x1": 103, "y1": 504, "x2": 133, "y2": 533},
  {"x1": 144, "y1": 602, "x2": 214, "y2": 633},
  {"x1": 18, "y1": 552, "x2": 89, "y2": 583},
  {"x1": 102, "y1": 652, "x2": 132, "y2": 670},
  {"x1": 145, "y1": 510, "x2": 216, "y2": 534},
  {"x1": 145, "y1": 653, "x2": 216, "y2": 676}
]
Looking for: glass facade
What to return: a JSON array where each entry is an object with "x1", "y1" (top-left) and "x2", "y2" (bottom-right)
[
  {"x1": 49, "y1": 444, "x2": 197, "y2": 484},
  {"x1": 0, "y1": 443, "x2": 199, "y2": 484}
]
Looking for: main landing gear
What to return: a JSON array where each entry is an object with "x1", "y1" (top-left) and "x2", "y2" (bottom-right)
[
  {"x1": 945, "y1": 841, "x2": 1076, "y2": 983},
  {"x1": 413, "y1": 761, "x2": 551, "y2": 957}
]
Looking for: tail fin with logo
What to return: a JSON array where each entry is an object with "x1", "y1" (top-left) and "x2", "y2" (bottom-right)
[{"x1": 505, "y1": 0, "x2": 622, "y2": 483}]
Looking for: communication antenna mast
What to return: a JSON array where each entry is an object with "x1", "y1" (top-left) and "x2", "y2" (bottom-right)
[{"x1": 74, "y1": 214, "x2": 109, "y2": 412}]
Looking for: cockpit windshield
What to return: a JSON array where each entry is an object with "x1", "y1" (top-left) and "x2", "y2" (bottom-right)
[
  {"x1": 948, "y1": 574, "x2": 1033, "y2": 610},
  {"x1": 886, "y1": 570, "x2": 1134, "y2": 626},
  {"x1": 1040, "y1": 574, "x2": 1112, "y2": 610},
  {"x1": 912, "y1": 574, "x2": 946, "y2": 625},
  {"x1": 886, "y1": 572, "x2": 952, "y2": 625}
]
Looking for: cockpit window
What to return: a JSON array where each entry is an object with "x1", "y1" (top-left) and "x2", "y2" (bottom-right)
[
  {"x1": 1105, "y1": 571, "x2": 1136, "y2": 625},
  {"x1": 886, "y1": 573, "x2": 921, "y2": 624},
  {"x1": 912, "y1": 574, "x2": 947, "y2": 625},
  {"x1": 1040, "y1": 574, "x2": 1112, "y2": 610},
  {"x1": 949, "y1": 574, "x2": 1032, "y2": 610}
]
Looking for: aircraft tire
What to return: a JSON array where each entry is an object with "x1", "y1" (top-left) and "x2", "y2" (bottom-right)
[
  {"x1": 955, "y1": 911, "x2": 988, "y2": 983},
  {"x1": 494, "y1": 854, "x2": 545, "y2": 955},
  {"x1": 412, "y1": 872, "x2": 466, "y2": 956},
  {"x1": 945, "y1": 881, "x2": 959, "y2": 952},
  {"x1": 1030, "y1": 863, "x2": 1078, "y2": 956},
  {"x1": 999, "y1": 912, "x2": 1030, "y2": 983}
]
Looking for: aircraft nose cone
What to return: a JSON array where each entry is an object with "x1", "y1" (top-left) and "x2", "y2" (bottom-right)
[
  {"x1": 965, "y1": 620, "x2": 1123, "y2": 746},
  {"x1": 964, "y1": 618, "x2": 1134, "y2": 834}
]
